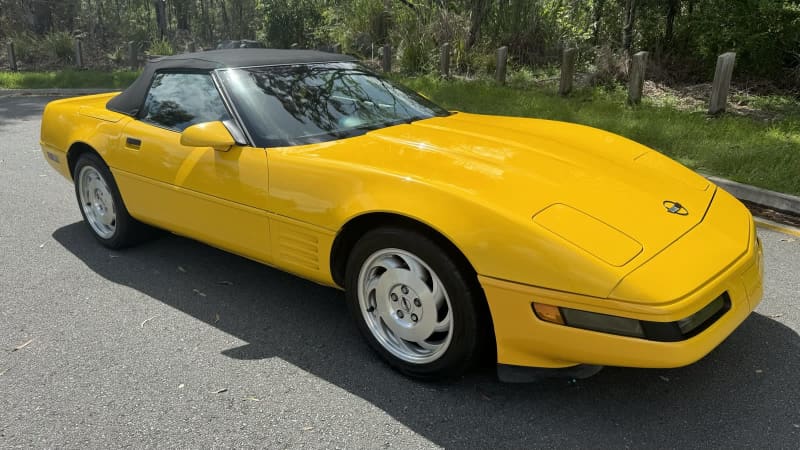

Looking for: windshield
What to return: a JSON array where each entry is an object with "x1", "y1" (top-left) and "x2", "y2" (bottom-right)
[{"x1": 217, "y1": 62, "x2": 450, "y2": 147}]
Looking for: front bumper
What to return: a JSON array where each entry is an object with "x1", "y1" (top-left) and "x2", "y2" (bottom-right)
[{"x1": 481, "y1": 193, "x2": 764, "y2": 370}]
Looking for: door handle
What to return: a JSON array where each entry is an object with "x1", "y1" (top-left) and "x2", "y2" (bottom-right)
[{"x1": 125, "y1": 137, "x2": 142, "y2": 149}]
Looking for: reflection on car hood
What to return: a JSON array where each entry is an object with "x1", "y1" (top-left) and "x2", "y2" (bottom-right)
[{"x1": 364, "y1": 112, "x2": 714, "y2": 261}]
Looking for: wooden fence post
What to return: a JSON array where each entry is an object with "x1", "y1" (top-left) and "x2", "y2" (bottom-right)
[
  {"x1": 7, "y1": 41, "x2": 17, "y2": 71},
  {"x1": 74, "y1": 39, "x2": 84, "y2": 68},
  {"x1": 496, "y1": 46, "x2": 508, "y2": 84},
  {"x1": 440, "y1": 42, "x2": 450, "y2": 78},
  {"x1": 559, "y1": 48, "x2": 577, "y2": 96},
  {"x1": 628, "y1": 51, "x2": 648, "y2": 104},
  {"x1": 709, "y1": 52, "x2": 736, "y2": 114},
  {"x1": 382, "y1": 44, "x2": 392, "y2": 73},
  {"x1": 128, "y1": 41, "x2": 138, "y2": 69}
]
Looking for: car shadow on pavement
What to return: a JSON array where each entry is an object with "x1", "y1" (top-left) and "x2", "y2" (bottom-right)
[{"x1": 53, "y1": 222, "x2": 800, "y2": 448}]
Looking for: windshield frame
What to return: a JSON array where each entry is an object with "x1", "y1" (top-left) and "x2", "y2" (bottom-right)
[{"x1": 214, "y1": 62, "x2": 451, "y2": 148}]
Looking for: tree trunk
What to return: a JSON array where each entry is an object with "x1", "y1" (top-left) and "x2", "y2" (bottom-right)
[
  {"x1": 465, "y1": 0, "x2": 490, "y2": 51},
  {"x1": 622, "y1": 0, "x2": 637, "y2": 57},
  {"x1": 592, "y1": 0, "x2": 605, "y2": 46},
  {"x1": 29, "y1": 1, "x2": 53, "y2": 35},
  {"x1": 665, "y1": 0, "x2": 679, "y2": 46},
  {"x1": 174, "y1": 0, "x2": 191, "y2": 31},
  {"x1": 153, "y1": 0, "x2": 167, "y2": 40}
]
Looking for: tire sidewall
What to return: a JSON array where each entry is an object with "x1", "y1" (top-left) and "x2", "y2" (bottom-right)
[{"x1": 345, "y1": 227, "x2": 484, "y2": 379}]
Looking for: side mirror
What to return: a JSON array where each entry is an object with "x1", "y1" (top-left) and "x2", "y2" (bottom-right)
[{"x1": 180, "y1": 121, "x2": 235, "y2": 151}]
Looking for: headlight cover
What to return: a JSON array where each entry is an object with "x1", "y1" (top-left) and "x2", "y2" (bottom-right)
[{"x1": 532, "y1": 293, "x2": 730, "y2": 341}]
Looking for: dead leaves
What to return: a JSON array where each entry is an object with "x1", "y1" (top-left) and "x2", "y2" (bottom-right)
[{"x1": 12, "y1": 339, "x2": 34, "y2": 352}]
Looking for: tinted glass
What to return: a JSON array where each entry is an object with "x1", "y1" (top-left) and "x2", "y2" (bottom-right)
[
  {"x1": 141, "y1": 72, "x2": 230, "y2": 132},
  {"x1": 217, "y1": 62, "x2": 450, "y2": 147}
]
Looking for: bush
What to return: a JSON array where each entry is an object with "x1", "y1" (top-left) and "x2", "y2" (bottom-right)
[
  {"x1": 42, "y1": 31, "x2": 74, "y2": 63},
  {"x1": 147, "y1": 38, "x2": 174, "y2": 57}
]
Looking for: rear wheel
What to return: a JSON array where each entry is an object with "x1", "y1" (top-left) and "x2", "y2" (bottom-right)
[
  {"x1": 73, "y1": 153, "x2": 152, "y2": 249},
  {"x1": 345, "y1": 227, "x2": 487, "y2": 379}
]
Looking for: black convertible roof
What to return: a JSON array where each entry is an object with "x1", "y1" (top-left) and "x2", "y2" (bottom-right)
[{"x1": 107, "y1": 48, "x2": 356, "y2": 116}]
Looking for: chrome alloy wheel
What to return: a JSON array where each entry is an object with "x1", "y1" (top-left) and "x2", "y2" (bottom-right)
[
  {"x1": 78, "y1": 165, "x2": 117, "y2": 239},
  {"x1": 357, "y1": 248, "x2": 454, "y2": 364}
]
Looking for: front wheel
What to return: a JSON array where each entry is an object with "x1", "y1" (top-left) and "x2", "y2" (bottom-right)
[{"x1": 345, "y1": 227, "x2": 488, "y2": 379}]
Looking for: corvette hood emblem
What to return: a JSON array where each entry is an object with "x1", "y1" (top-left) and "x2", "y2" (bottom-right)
[{"x1": 663, "y1": 200, "x2": 688, "y2": 216}]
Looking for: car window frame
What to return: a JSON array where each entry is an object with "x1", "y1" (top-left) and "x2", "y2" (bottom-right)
[{"x1": 135, "y1": 69, "x2": 251, "y2": 146}]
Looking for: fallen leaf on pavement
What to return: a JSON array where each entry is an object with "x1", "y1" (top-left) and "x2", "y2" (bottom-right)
[
  {"x1": 193, "y1": 289, "x2": 206, "y2": 297},
  {"x1": 213, "y1": 388, "x2": 228, "y2": 394},
  {"x1": 178, "y1": 384, "x2": 185, "y2": 389},
  {"x1": 769, "y1": 313, "x2": 784, "y2": 318},
  {"x1": 214, "y1": 313, "x2": 220, "y2": 324},
  {"x1": 243, "y1": 397, "x2": 261, "y2": 402},
  {"x1": 755, "y1": 369, "x2": 763, "y2": 374},
  {"x1": 302, "y1": 427, "x2": 314, "y2": 431},
  {"x1": 659, "y1": 376, "x2": 670, "y2": 382},
  {"x1": 217, "y1": 280, "x2": 233, "y2": 286},
  {"x1": 177, "y1": 266, "x2": 187, "y2": 273},
  {"x1": 0, "y1": 368, "x2": 8, "y2": 376},
  {"x1": 140, "y1": 316, "x2": 158, "y2": 328},
  {"x1": 779, "y1": 238, "x2": 795, "y2": 243},
  {"x1": 12, "y1": 339, "x2": 34, "y2": 352}
]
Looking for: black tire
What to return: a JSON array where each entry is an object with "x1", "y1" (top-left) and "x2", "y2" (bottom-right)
[
  {"x1": 345, "y1": 227, "x2": 489, "y2": 380},
  {"x1": 73, "y1": 152, "x2": 153, "y2": 249}
]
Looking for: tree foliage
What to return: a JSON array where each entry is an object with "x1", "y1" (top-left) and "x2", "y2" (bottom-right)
[{"x1": 1, "y1": 0, "x2": 798, "y2": 84}]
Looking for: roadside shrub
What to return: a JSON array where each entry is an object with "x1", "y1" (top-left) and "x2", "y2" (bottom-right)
[
  {"x1": 147, "y1": 38, "x2": 174, "y2": 56},
  {"x1": 42, "y1": 31, "x2": 74, "y2": 63}
]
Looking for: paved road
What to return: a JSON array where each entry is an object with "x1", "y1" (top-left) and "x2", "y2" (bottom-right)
[{"x1": 1, "y1": 96, "x2": 798, "y2": 448}]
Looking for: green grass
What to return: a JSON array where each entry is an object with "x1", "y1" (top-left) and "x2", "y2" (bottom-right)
[
  {"x1": 0, "y1": 70, "x2": 139, "y2": 89},
  {"x1": 402, "y1": 76, "x2": 800, "y2": 196}
]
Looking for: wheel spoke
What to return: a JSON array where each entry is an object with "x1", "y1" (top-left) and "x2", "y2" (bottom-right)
[
  {"x1": 397, "y1": 252, "x2": 428, "y2": 282},
  {"x1": 433, "y1": 311, "x2": 451, "y2": 333}
]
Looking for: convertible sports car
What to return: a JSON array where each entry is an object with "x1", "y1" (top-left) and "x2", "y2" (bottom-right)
[{"x1": 40, "y1": 49, "x2": 763, "y2": 381}]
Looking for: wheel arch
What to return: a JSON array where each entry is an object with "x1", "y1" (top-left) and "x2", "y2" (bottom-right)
[
  {"x1": 330, "y1": 212, "x2": 475, "y2": 289},
  {"x1": 66, "y1": 141, "x2": 103, "y2": 179}
]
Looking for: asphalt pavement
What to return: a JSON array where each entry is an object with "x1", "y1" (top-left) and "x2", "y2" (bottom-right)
[{"x1": 1, "y1": 96, "x2": 798, "y2": 448}]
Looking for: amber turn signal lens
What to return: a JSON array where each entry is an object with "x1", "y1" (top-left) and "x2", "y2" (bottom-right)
[{"x1": 532, "y1": 303, "x2": 565, "y2": 325}]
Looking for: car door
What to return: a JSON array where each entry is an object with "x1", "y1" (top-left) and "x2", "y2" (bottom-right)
[{"x1": 112, "y1": 71, "x2": 272, "y2": 264}]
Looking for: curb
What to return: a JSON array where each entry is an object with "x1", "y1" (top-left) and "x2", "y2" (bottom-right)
[
  {"x1": 754, "y1": 217, "x2": 800, "y2": 238},
  {"x1": 0, "y1": 88, "x2": 117, "y2": 98},
  {"x1": 708, "y1": 176, "x2": 800, "y2": 216}
]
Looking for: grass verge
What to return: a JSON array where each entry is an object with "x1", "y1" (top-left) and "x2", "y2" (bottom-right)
[
  {"x1": 0, "y1": 70, "x2": 139, "y2": 89},
  {"x1": 403, "y1": 76, "x2": 800, "y2": 196}
]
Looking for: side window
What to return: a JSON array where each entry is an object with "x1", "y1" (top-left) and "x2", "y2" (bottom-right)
[{"x1": 141, "y1": 72, "x2": 230, "y2": 132}]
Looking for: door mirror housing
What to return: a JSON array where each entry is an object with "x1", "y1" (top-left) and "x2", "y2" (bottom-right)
[{"x1": 180, "y1": 121, "x2": 235, "y2": 151}]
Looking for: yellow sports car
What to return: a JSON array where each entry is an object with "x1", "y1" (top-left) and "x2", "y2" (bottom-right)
[{"x1": 40, "y1": 49, "x2": 763, "y2": 381}]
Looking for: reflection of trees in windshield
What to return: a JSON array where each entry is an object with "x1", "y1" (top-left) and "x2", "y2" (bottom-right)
[
  {"x1": 251, "y1": 65, "x2": 406, "y2": 132},
  {"x1": 220, "y1": 63, "x2": 449, "y2": 147}
]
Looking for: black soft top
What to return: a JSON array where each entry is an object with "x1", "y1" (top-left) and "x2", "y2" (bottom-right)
[{"x1": 106, "y1": 48, "x2": 356, "y2": 116}]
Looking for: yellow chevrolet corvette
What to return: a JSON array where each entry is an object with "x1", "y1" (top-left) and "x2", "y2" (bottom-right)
[{"x1": 40, "y1": 49, "x2": 763, "y2": 381}]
